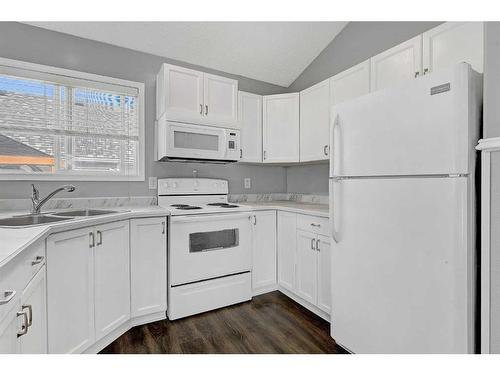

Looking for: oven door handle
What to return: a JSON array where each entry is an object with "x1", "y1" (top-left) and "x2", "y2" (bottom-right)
[{"x1": 170, "y1": 212, "x2": 252, "y2": 223}]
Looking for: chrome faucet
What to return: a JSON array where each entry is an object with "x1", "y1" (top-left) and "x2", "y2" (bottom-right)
[{"x1": 30, "y1": 184, "x2": 76, "y2": 214}]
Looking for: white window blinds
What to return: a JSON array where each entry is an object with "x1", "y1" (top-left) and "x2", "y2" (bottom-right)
[{"x1": 0, "y1": 61, "x2": 142, "y2": 179}]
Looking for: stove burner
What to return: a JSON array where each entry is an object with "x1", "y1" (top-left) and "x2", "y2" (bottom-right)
[
  {"x1": 176, "y1": 206, "x2": 202, "y2": 210},
  {"x1": 170, "y1": 204, "x2": 190, "y2": 208},
  {"x1": 207, "y1": 203, "x2": 239, "y2": 208}
]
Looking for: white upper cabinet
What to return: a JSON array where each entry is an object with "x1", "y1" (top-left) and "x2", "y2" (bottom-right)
[
  {"x1": 370, "y1": 35, "x2": 423, "y2": 91},
  {"x1": 300, "y1": 78, "x2": 331, "y2": 162},
  {"x1": 423, "y1": 22, "x2": 484, "y2": 74},
  {"x1": 156, "y1": 64, "x2": 204, "y2": 123},
  {"x1": 330, "y1": 60, "x2": 371, "y2": 105},
  {"x1": 203, "y1": 73, "x2": 238, "y2": 126},
  {"x1": 157, "y1": 63, "x2": 238, "y2": 128},
  {"x1": 238, "y1": 91, "x2": 262, "y2": 163},
  {"x1": 262, "y1": 93, "x2": 300, "y2": 163}
]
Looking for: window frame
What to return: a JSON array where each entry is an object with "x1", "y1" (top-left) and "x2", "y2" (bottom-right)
[{"x1": 0, "y1": 57, "x2": 145, "y2": 181}]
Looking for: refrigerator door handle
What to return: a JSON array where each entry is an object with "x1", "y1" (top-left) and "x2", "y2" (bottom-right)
[
  {"x1": 330, "y1": 178, "x2": 341, "y2": 243},
  {"x1": 330, "y1": 114, "x2": 340, "y2": 177}
]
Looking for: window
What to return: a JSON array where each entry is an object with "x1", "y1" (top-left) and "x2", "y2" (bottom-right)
[{"x1": 0, "y1": 58, "x2": 144, "y2": 180}]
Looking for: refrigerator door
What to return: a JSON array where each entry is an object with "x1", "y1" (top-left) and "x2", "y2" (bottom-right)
[
  {"x1": 330, "y1": 63, "x2": 481, "y2": 178},
  {"x1": 329, "y1": 176, "x2": 474, "y2": 353}
]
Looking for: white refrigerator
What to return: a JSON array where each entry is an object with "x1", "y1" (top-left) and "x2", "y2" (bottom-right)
[{"x1": 329, "y1": 63, "x2": 482, "y2": 354}]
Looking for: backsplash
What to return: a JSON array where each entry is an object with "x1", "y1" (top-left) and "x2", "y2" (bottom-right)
[{"x1": 229, "y1": 193, "x2": 328, "y2": 205}]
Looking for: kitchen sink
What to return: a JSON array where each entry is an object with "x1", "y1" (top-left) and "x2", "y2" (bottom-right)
[
  {"x1": 52, "y1": 209, "x2": 119, "y2": 217},
  {"x1": 0, "y1": 214, "x2": 73, "y2": 227}
]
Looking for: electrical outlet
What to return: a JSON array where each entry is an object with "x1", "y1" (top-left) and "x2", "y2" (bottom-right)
[
  {"x1": 148, "y1": 176, "x2": 158, "y2": 190},
  {"x1": 244, "y1": 178, "x2": 251, "y2": 189}
]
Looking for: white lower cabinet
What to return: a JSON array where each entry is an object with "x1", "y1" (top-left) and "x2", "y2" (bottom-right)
[
  {"x1": 130, "y1": 217, "x2": 167, "y2": 317},
  {"x1": 94, "y1": 221, "x2": 130, "y2": 341},
  {"x1": 250, "y1": 211, "x2": 277, "y2": 295},
  {"x1": 0, "y1": 300, "x2": 21, "y2": 353},
  {"x1": 47, "y1": 227, "x2": 95, "y2": 354},
  {"x1": 19, "y1": 266, "x2": 47, "y2": 353},
  {"x1": 316, "y1": 234, "x2": 331, "y2": 314},
  {"x1": 296, "y1": 230, "x2": 318, "y2": 305},
  {"x1": 277, "y1": 211, "x2": 297, "y2": 292}
]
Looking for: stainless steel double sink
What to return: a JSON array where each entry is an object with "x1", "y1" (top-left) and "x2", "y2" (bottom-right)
[{"x1": 0, "y1": 209, "x2": 122, "y2": 228}]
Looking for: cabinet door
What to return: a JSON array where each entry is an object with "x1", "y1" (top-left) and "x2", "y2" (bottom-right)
[
  {"x1": 94, "y1": 221, "x2": 130, "y2": 341},
  {"x1": 238, "y1": 91, "x2": 262, "y2": 163},
  {"x1": 277, "y1": 211, "x2": 297, "y2": 292},
  {"x1": 203, "y1": 73, "x2": 238, "y2": 127},
  {"x1": 296, "y1": 230, "x2": 318, "y2": 305},
  {"x1": 423, "y1": 22, "x2": 483, "y2": 74},
  {"x1": 47, "y1": 227, "x2": 94, "y2": 354},
  {"x1": 370, "y1": 35, "x2": 423, "y2": 91},
  {"x1": 130, "y1": 217, "x2": 167, "y2": 318},
  {"x1": 158, "y1": 64, "x2": 204, "y2": 123},
  {"x1": 262, "y1": 93, "x2": 300, "y2": 163},
  {"x1": 316, "y1": 234, "x2": 331, "y2": 314},
  {"x1": 300, "y1": 79, "x2": 331, "y2": 162},
  {"x1": 19, "y1": 266, "x2": 47, "y2": 354},
  {"x1": 330, "y1": 59, "x2": 370, "y2": 105},
  {"x1": 251, "y1": 211, "x2": 277, "y2": 295},
  {"x1": 0, "y1": 300, "x2": 20, "y2": 354}
]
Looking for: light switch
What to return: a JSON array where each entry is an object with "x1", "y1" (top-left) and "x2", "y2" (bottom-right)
[
  {"x1": 149, "y1": 176, "x2": 158, "y2": 190},
  {"x1": 244, "y1": 178, "x2": 251, "y2": 189}
]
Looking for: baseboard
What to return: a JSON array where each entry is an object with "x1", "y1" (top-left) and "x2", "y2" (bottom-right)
[
  {"x1": 252, "y1": 283, "x2": 278, "y2": 296},
  {"x1": 83, "y1": 311, "x2": 167, "y2": 354},
  {"x1": 278, "y1": 286, "x2": 330, "y2": 322}
]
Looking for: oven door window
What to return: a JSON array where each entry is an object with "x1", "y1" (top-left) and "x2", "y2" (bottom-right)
[
  {"x1": 173, "y1": 130, "x2": 219, "y2": 151},
  {"x1": 189, "y1": 229, "x2": 239, "y2": 253}
]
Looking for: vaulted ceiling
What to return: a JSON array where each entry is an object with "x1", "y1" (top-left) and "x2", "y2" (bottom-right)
[{"x1": 24, "y1": 22, "x2": 347, "y2": 87}]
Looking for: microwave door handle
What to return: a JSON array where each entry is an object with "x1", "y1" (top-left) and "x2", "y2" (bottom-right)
[{"x1": 221, "y1": 131, "x2": 228, "y2": 158}]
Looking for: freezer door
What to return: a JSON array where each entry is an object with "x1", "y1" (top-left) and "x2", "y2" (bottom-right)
[
  {"x1": 330, "y1": 63, "x2": 481, "y2": 178},
  {"x1": 329, "y1": 177, "x2": 474, "y2": 353}
]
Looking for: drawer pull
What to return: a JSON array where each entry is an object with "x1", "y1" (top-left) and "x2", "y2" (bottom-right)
[
  {"x1": 31, "y1": 255, "x2": 44, "y2": 266},
  {"x1": 0, "y1": 290, "x2": 16, "y2": 305},
  {"x1": 310, "y1": 223, "x2": 321, "y2": 227}
]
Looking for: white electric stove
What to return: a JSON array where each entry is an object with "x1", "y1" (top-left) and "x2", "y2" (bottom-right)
[{"x1": 158, "y1": 178, "x2": 253, "y2": 320}]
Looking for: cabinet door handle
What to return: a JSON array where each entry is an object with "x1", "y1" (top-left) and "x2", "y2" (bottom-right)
[
  {"x1": 205, "y1": 105, "x2": 209, "y2": 115},
  {"x1": 310, "y1": 223, "x2": 321, "y2": 228},
  {"x1": 423, "y1": 68, "x2": 429, "y2": 75},
  {"x1": 324, "y1": 145, "x2": 329, "y2": 156},
  {"x1": 96, "y1": 231, "x2": 102, "y2": 246},
  {"x1": 263, "y1": 151, "x2": 267, "y2": 160},
  {"x1": 414, "y1": 71, "x2": 420, "y2": 78},
  {"x1": 17, "y1": 311, "x2": 28, "y2": 337},
  {"x1": 89, "y1": 232, "x2": 95, "y2": 248},
  {"x1": 162, "y1": 221, "x2": 165, "y2": 234},
  {"x1": 31, "y1": 255, "x2": 44, "y2": 266},
  {"x1": 22, "y1": 304, "x2": 33, "y2": 327},
  {"x1": 240, "y1": 149, "x2": 243, "y2": 159},
  {"x1": 311, "y1": 238, "x2": 315, "y2": 250},
  {"x1": 253, "y1": 215, "x2": 257, "y2": 225},
  {"x1": 0, "y1": 290, "x2": 16, "y2": 305},
  {"x1": 199, "y1": 104, "x2": 203, "y2": 114},
  {"x1": 316, "y1": 239, "x2": 320, "y2": 252}
]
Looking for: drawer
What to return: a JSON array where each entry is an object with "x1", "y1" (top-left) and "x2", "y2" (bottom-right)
[
  {"x1": 296, "y1": 214, "x2": 329, "y2": 236},
  {"x1": 0, "y1": 239, "x2": 45, "y2": 322}
]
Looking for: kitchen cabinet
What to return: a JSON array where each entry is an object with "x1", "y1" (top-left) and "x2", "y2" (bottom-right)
[
  {"x1": 0, "y1": 300, "x2": 20, "y2": 354},
  {"x1": 316, "y1": 234, "x2": 331, "y2": 314},
  {"x1": 94, "y1": 221, "x2": 130, "y2": 341},
  {"x1": 423, "y1": 22, "x2": 483, "y2": 74},
  {"x1": 296, "y1": 230, "x2": 318, "y2": 305},
  {"x1": 157, "y1": 63, "x2": 238, "y2": 128},
  {"x1": 47, "y1": 227, "x2": 95, "y2": 354},
  {"x1": 370, "y1": 35, "x2": 423, "y2": 91},
  {"x1": 238, "y1": 91, "x2": 263, "y2": 163},
  {"x1": 250, "y1": 211, "x2": 277, "y2": 295},
  {"x1": 330, "y1": 59, "x2": 370, "y2": 105},
  {"x1": 130, "y1": 217, "x2": 167, "y2": 318},
  {"x1": 19, "y1": 266, "x2": 47, "y2": 353},
  {"x1": 277, "y1": 211, "x2": 297, "y2": 292},
  {"x1": 300, "y1": 79, "x2": 331, "y2": 162},
  {"x1": 262, "y1": 93, "x2": 300, "y2": 163}
]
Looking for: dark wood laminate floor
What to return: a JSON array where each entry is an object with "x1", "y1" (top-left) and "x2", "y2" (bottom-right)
[{"x1": 100, "y1": 291, "x2": 346, "y2": 354}]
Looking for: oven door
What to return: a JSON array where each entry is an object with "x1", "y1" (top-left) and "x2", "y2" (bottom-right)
[
  {"x1": 162, "y1": 121, "x2": 228, "y2": 160},
  {"x1": 169, "y1": 213, "x2": 252, "y2": 286}
]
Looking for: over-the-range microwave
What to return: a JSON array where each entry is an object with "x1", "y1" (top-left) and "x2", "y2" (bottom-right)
[{"x1": 156, "y1": 116, "x2": 240, "y2": 163}]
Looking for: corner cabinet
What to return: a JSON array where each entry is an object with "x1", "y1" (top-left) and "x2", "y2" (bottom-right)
[
  {"x1": 156, "y1": 63, "x2": 238, "y2": 128},
  {"x1": 130, "y1": 217, "x2": 167, "y2": 318},
  {"x1": 238, "y1": 91, "x2": 263, "y2": 163},
  {"x1": 300, "y1": 79, "x2": 331, "y2": 162},
  {"x1": 277, "y1": 211, "x2": 297, "y2": 291},
  {"x1": 250, "y1": 211, "x2": 277, "y2": 295},
  {"x1": 262, "y1": 93, "x2": 300, "y2": 163}
]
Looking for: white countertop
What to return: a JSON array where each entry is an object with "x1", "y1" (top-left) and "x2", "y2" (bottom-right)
[
  {"x1": 0, "y1": 206, "x2": 169, "y2": 269},
  {"x1": 244, "y1": 201, "x2": 329, "y2": 217}
]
